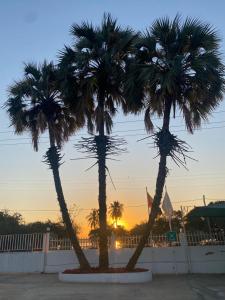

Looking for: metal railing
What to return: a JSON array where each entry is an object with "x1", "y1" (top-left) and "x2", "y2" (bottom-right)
[
  {"x1": 0, "y1": 233, "x2": 44, "y2": 252},
  {"x1": 0, "y1": 232, "x2": 224, "y2": 252},
  {"x1": 186, "y1": 232, "x2": 225, "y2": 246},
  {"x1": 48, "y1": 234, "x2": 181, "y2": 250},
  {"x1": 117, "y1": 234, "x2": 180, "y2": 248},
  {"x1": 49, "y1": 237, "x2": 95, "y2": 251}
]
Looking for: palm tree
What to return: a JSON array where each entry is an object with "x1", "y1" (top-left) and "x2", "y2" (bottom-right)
[
  {"x1": 125, "y1": 16, "x2": 224, "y2": 270},
  {"x1": 109, "y1": 201, "x2": 124, "y2": 227},
  {"x1": 5, "y1": 61, "x2": 91, "y2": 270},
  {"x1": 86, "y1": 209, "x2": 99, "y2": 230},
  {"x1": 60, "y1": 13, "x2": 137, "y2": 269}
]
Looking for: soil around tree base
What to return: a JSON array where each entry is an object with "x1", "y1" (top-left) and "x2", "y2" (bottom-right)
[{"x1": 63, "y1": 267, "x2": 148, "y2": 274}]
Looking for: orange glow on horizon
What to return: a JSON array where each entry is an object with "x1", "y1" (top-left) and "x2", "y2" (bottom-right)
[
  {"x1": 115, "y1": 220, "x2": 128, "y2": 229},
  {"x1": 109, "y1": 218, "x2": 129, "y2": 230}
]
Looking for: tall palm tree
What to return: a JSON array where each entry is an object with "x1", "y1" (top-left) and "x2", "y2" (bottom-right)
[
  {"x1": 109, "y1": 201, "x2": 124, "y2": 227},
  {"x1": 60, "y1": 13, "x2": 137, "y2": 269},
  {"x1": 5, "y1": 61, "x2": 91, "y2": 270},
  {"x1": 86, "y1": 209, "x2": 99, "y2": 230},
  {"x1": 125, "y1": 16, "x2": 224, "y2": 270}
]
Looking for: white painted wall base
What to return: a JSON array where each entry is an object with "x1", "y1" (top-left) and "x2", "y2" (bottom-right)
[
  {"x1": 58, "y1": 270, "x2": 152, "y2": 283},
  {"x1": 0, "y1": 252, "x2": 44, "y2": 273}
]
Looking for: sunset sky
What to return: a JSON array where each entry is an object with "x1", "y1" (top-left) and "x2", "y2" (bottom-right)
[{"x1": 0, "y1": 0, "x2": 225, "y2": 236}]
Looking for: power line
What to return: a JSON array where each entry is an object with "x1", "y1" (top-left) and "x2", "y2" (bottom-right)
[
  {"x1": 1, "y1": 171, "x2": 225, "y2": 182},
  {"x1": 111, "y1": 110, "x2": 225, "y2": 124},
  {"x1": 0, "y1": 198, "x2": 203, "y2": 213},
  {"x1": 205, "y1": 198, "x2": 225, "y2": 201},
  {"x1": 1, "y1": 182, "x2": 225, "y2": 192},
  {"x1": 0, "y1": 124, "x2": 225, "y2": 147},
  {"x1": 4, "y1": 118, "x2": 225, "y2": 141},
  {"x1": 1, "y1": 110, "x2": 225, "y2": 136},
  {"x1": 0, "y1": 176, "x2": 225, "y2": 186},
  {"x1": 1, "y1": 196, "x2": 223, "y2": 216}
]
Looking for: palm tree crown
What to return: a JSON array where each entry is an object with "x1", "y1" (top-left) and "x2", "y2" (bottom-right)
[
  {"x1": 86, "y1": 209, "x2": 99, "y2": 230},
  {"x1": 109, "y1": 201, "x2": 124, "y2": 226},
  {"x1": 60, "y1": 13, "x2": 137, "y2": 134},
  {"x1": 127, "y1": 16, "x2": 224, "y2": 133},
  {"x1": 6, "y1": 61, "x2": 80, "y2": 150}
]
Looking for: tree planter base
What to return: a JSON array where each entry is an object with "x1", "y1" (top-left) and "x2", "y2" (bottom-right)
[{"x1": 59, "y1": 268, "x2": 152, "y2": 283}]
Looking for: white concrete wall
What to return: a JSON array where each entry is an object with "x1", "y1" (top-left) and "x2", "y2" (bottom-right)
[
  {"x1": 188, "y1": 246, "x2": 225, "y2": 273},
  {"x1": 0, "y1": 252, "x2": 44, "y2": 273},
  {"x1": 1, "y1": 245, "x2": 224, "y2": 274}
]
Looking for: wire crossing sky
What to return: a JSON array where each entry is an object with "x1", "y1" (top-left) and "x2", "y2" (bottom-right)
[{"x1": 0, "y1": 0, "x2": 225, "y2": 235}]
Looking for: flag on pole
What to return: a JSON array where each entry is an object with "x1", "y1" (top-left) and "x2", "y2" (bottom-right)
[
  {"x1": 146, "y1": 187, "x2": 153, "y2": 213},
  {"x1": 162, "y1": 191, "x2": 173, "y2": 217},
  {"x1": 162, "y1": 190, "x2": 173, "y2": 230}
]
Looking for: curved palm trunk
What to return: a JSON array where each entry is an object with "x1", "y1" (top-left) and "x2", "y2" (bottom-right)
[
  {"x1": 126, "y1": 101, "x2": 172, "y2": 271},
  {"x1": 47, "y1": 126, "x2": 91, "y2": 271},
  {"x1": 97, "y1": 123, "x2": 109, "y2": 270}
]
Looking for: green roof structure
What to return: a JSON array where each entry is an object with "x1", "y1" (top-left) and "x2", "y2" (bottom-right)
[{"x1": 187, "y1": 206, "x2": 225, "y2": 218}]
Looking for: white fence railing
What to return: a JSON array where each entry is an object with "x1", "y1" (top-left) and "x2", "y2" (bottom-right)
[
  {"x1": 48, "y1": 232, "x2": 225, "y2": 250},
  {"x1": 0, "y1": 233, "x2": 44, "y2": 252},
  {"x1": 116, "y1": 234, "x2": 180, "y2": 248},
  {"x1": 0, "y1": 232, "x2": 224, "y2": 252},
  {"x1": 186, "y1": 232, "x2": 225, "y2": 246},
  {"x1": 49, "y1": 237, "x2": 94, "y2": 251}
]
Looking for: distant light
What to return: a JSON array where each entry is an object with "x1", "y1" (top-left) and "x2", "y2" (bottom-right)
[{"x1": 115, "y1": 240, "x2": 121, "y2": 249}]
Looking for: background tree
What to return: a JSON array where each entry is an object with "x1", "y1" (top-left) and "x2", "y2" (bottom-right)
[
  {"x1": 5, "y1": 61, "x2": 91, "y2": 270},
  {"x1": 126, "y1": 16, "x2": 224, "y2": 270},
  {"x1": 129, "y1": 211, "x2": 182, "y2": 235},
  {"x1": 0, "y1": 210, "x2": 81, "y2": 238},
  {"x1": 0, "y1": 210, "x2": 23, "y2": 234},
  {"x1": 60, "y1": 13, "x2": 136, "y2": 269},
  {"x1": 24, "y1": 220, "x2": 68, "y2": 237},
  {"x1": 88, "y1": 224, "x2": 128, "y2": 243},
  {"x1": 86, "y1": 209, "x2": 99, "y2": 230},
  {"x1": 109, "y1": 201, "x2": 124, "y2": 227}
]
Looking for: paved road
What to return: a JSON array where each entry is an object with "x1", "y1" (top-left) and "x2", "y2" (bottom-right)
[{"x1": 0, "y1": 274, "x2": 224, "y2": 300}]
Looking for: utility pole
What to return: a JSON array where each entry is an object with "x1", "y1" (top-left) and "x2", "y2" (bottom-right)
[
  {"x1": 180, "y1": 206, "x2": 187, "y2": 234},
  {"x1": 203, "y1": 195, "x2": 212, "y2": 236}
]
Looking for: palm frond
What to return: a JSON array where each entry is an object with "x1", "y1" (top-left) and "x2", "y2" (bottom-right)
[
  {"x1": 24, "y1": 63, "x2": 41, "y2": 80},
  {"x1": 61, "y1": 13, "x2": 138, "y2": 135},
  {"x1": 131, "y1": 15, "x2": 224, "y2": 133},
  {"x1": 6, "y1": 61, "x2": 81, "y2": 151}
]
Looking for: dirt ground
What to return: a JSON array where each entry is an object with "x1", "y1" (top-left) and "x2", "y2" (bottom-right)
[{"x1": 0, "y1": 273, "x2": 224, "y2": 300}]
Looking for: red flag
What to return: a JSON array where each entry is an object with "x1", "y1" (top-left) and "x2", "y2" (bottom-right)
[{"x1": 146, "y1": 187, "x2": 153, "y2": 210}]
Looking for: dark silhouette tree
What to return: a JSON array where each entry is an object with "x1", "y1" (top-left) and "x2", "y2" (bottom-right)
[
  {"x1": 86, "y1": 209, "x2": 99, "y2": 230},
  {"x1": 5, "y1": 61, "x2": 91, "y2": 270},
  {"x1": 109, "y1": 201, "x2": 124, "y2": 227},
  {"x1": 60, "y1": 13, "x2": 136, "y2": 270},
  {"x1": 0, "y1": 210, "x2": 23, "y2": 234},
  {"x1": 125, "y1": 16, "x2": 224, "y2": 270}
]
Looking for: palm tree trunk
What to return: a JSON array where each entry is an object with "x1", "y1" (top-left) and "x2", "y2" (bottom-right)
[
  {"x1": 126, "y1": 100, "x2": 172, "y2": 271},
  {"x1": 97, "y1": 122, "x2": 109, "y2": 270},
  {"x1": 47, "y1": 126, "x2": 91, "y2": 271},
  {"x1": 96, "y1": 93, "x2": 109, "y2": 270}
]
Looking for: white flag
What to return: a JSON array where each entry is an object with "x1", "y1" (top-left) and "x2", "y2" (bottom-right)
[{"x1": 162, "y1": 191, "x2": 173, "y2": 217}]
